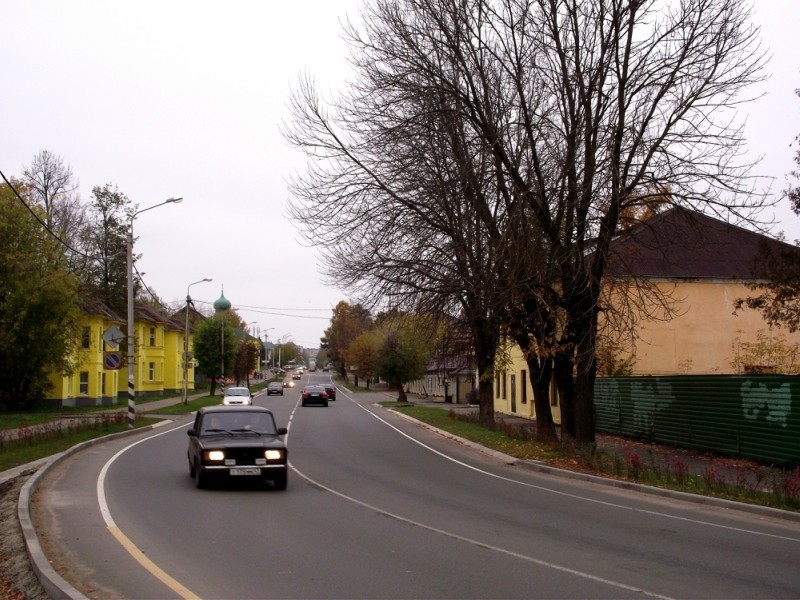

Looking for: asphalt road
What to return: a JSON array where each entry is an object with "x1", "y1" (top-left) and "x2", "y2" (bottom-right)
[{"x1": 32, "y1": 372, "x2": 800, "y2": 599}]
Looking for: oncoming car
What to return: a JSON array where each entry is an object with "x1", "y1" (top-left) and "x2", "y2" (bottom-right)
[
  {"x1": 222, "y1": 386, "x2": 253, "y2": 406},
  {"x1": 187, "y1": 406, "x2": 288, "y2": 489}
]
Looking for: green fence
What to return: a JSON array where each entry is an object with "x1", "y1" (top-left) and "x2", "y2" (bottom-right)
[{"x1": 594, "y1": 375, "x2": 800, "y2": 467}]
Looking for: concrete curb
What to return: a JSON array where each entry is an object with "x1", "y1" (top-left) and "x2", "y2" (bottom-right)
[{"x1": 15, "y1": 419, "x2": 176, "y2": 600}]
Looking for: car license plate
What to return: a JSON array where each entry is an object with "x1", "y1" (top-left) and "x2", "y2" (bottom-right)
[{"x1": 230, "y1": 467, "x2": 260, "y2": 476}]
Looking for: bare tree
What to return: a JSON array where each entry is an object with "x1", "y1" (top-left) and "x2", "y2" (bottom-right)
[
  {"x1": 22, "y1": 150, "x2": 87, "y2": 271},
  {"x1": 285, "y1": 0, "x2": 769, "y2": 441}
]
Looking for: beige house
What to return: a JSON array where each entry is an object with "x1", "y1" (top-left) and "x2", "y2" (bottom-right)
[{"x1": 494, "y1": 207, "x2": 800, "y2": 418}]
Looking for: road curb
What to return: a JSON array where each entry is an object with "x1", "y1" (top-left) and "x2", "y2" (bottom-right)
[{"x1": 15, "y1": 420, "x2": 176, "y2": 600}]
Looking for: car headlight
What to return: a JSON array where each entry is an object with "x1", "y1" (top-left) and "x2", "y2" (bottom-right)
[
  {"x1": 265, "y1": 449, "x2": 284, "y2": 461},
  {"x1": 205, "y1": 450, "x2": 225, "y2": 462}
]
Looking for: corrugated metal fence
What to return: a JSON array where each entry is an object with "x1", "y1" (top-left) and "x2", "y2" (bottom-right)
[{"x1": 594, "y1": 375, "x2": 800, "y2": 467}]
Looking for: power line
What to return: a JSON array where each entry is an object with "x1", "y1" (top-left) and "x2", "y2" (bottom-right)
[{"x1": 0, "y1": 167, "x2": 94, "y2": 259}]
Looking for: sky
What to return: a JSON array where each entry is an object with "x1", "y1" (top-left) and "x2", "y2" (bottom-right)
[{"x1": 2, "y1": 1, "x2": 799, "y2": 350}]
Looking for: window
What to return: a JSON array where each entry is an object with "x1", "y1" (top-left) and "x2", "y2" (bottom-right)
[
  {"x1": 149, "y1": 362, "x2": 156, "y2": 381},
  {"x1": 79, "y1": 371, "x2": 89, "y2": 395},
  {"x1": 502, "y1": 371, "x2": 507, "y2": 399},
  {"x1": 521, "y1": 369, "x2": 528, "y2": 404},
  {"x1": 81, "y1": 327, "x2": 91, "y2": 349},
  {"x1": 149, "y1": 327, "x2": 156, "y2": 346},
  {"x1": 101, "y1": 373, "x2": 107, "y2": 395}
]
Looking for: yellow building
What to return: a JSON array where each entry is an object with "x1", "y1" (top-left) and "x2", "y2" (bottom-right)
[
  {"x1": 494, "y1": 207, "x2": 800, "y2": 420},
  {"x1": 46, "y1": 301, "x2": 203, "y2": 407},
  {"x1": 47, "y1": 300, "x2": 122, "y2": 408}
]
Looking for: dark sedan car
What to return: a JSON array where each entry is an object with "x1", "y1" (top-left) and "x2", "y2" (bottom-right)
[
  {"x1": 301, "y1": 385, "x2": 329, "y2": 407},
  {"x1": 187, "y1": 406, "x2": 288, "y2": 489},
  {"x1": 267, "y1": 381, "x2": 284, "y2": 395},
  {"x1": 323, "y1": 383, "x2": 336, "y2": 401}
]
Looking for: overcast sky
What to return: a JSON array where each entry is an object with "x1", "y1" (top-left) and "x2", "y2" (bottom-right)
[{"x1": 2, "y1": 1, "x2": 799, "y2": 349}]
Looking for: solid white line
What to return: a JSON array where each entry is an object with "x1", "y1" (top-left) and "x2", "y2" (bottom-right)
[
  {"x1": 350, "y1": 399, "x2": 800, "y2": 543},
  {"x1": 289, "y1": 461, "x2": 674, "y2": 599},
  {"x1": 97, "y1": 425, "x2": 200, "y2": 599}
]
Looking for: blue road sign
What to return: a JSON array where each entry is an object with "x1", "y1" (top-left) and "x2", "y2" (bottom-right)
[{"x1": 104, "y1": 351, "x2": 123, "y2": 370}]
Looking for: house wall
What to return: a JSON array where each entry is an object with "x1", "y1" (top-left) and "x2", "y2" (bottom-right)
[
  {"x1": 47, "y1": 315, "x2": 120, "y2": 407},
  {"x1": 128, "y1": 322, "x2": 166, "y2": 396},
  {"x1": 163, "y1": 328, "x2": 182, "y2": 394},
  {"x1": 493, "y1": 342, "x2": 562, "y2": 423},
  {"x1": 618, "y1": 279, "x2": 800, "y2": 376}
]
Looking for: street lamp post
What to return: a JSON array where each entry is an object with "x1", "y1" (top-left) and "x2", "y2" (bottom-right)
[
  {"x1": 127, "y1": 197, "x2": 183, "y2": 428},
  {"x1": 263, "y1": 327, "x2": 274, "y2": 369},
  {"x1": 182, "y1": 277, "x2": 212, "y2": 404}
]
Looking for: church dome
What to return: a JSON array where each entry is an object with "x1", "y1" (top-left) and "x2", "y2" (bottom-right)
[{"x1": 213, "y1": 292, "x2": 231, "y2": 312}]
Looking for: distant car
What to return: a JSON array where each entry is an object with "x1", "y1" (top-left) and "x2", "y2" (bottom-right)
[
  {"x1": 187, "y1": 406, "x2": 288, "y2": 489},
  {"x1": 283, "y1": 380, "x2": 295, "y2": 388},
  {"x1": 292, "y1": 372, "x2": 301, "y2": 380},
  {"x1": 323, "y1": 383, "x2": 336, "y2": 401},
  {"x1": 267, "y1": 382, "x2": 283, "y2": 396},
  {"x1": 322, "y1": 366, "x2": 330, "y2": 372},
  {"x1": 222, "y1": 386, "x2": 253, "y2": 406},
  {"x1": 301, "y1": 385, "x2": 329, "y2": 407}
]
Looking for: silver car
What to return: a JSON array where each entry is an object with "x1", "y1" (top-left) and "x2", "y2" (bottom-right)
[{"x1": 222, "y1": 386, "x2": 253, "y2": 406}]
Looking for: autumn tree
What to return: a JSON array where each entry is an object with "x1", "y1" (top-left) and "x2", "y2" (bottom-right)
[
  {"x1": 321, "y1": 302, "x2": 373, "y2": 377},
  {"x1": 233, "y1": 340, "x2": 260, "y2": 386},
  {"x1": 348, "y1": 329, "x2": 383, "y2": 388},
  {"x1": 376, "y1": 326, "x2": 429, "y2": 402}
]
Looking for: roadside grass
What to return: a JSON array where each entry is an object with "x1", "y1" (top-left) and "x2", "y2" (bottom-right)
[
  {"x1": 391, "y1": 404, "x2": 562, "y2": 461},
  {"x1": 147, "y1": 395, "x2": 223, "y2": 414},
  {"x1": 0, "y1": 414, "x2": 160, "y2": 472},
  {"x1": 0, "y1": 380, "x2": 276, "y2": 471},
  {"x1": 389, "y1": 403, "x2": 800, "y2": 512}
]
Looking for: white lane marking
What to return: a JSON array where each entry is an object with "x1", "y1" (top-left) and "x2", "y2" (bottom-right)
[
  {"x1": 346, "y1": 398, "x2": 800, "y2": 543},
  {"x1": 97, "y1": 425, "x2": 200, "y2": 600},
  {"x1": 289, "y1": 462, "x2": 673, "y2": 599}
]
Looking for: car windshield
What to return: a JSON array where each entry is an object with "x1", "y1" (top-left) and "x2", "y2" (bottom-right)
[
  {"x1": 225, "y1": 388, "x2": 250, "y2": 396},
  {"x1": 201, "y1": 412, "x2": 277, "y2": 434}
]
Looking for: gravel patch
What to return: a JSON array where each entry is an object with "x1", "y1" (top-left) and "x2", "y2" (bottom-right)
[{"x1": 0, "y1": 473, "x2": 47, "y2": 600}]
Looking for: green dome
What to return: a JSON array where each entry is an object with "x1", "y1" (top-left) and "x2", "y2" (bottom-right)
[{"x1": 213, "y1": 292, "x2": 231, "y2": 312}]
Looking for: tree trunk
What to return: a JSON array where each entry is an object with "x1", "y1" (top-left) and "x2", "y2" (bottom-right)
[
  {"x1": 478, "y1": 378, "x2": 494, "y2": 420},
  {"x1": 529, "y1": 360, "x2": 558, "y2": 444},
  {"x1": 397, "y1": 383, "x2": 407, "y2": 402},
  {"x1": 554, "y1": 351, "x2": 575, "y2": 440}
]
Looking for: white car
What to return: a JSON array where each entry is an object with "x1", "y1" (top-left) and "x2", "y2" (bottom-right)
[{"x1": 222, "y1": 386, "x2": 253, "y2": 406}]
